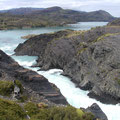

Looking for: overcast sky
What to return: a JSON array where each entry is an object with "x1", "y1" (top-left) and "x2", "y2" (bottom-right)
[{"x1": 0, "y1": 0, "x2": 119, "y2": 17}]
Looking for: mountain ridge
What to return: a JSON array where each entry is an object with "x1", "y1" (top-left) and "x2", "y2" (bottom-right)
[{"x1": 0, "y1": 6, "x2": 116, "y2": 30}]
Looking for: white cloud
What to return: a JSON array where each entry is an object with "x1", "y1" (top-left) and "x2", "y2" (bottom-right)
[{"x1": 0, "y1": 0, "x2": 119, "y2": 17}]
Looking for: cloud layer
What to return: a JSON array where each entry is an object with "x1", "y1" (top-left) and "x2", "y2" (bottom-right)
[{"x1": 0, "y1": 0, "x2": 119, "y2": 17}]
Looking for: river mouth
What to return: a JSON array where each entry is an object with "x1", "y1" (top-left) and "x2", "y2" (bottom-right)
[{"x1": 1, "y1": 22, "x2": 120, "y2": 120}]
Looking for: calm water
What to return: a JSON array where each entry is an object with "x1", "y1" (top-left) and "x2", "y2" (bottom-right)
[{"x1": 1, "y1": 22, "x2": 120, "y2": 120}]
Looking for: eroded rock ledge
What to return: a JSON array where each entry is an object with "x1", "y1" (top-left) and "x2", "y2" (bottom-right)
[
  {"x1": 0, "y1": 50, "x2": 67, "y2": 105},
  {"x1": 15, "y1": 25, "x2": 120, "y2": 104}
]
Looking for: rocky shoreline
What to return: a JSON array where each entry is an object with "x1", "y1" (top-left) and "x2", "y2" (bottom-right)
[{"x1": 15, "y1": 19, "x2": 120, "y2": 105}]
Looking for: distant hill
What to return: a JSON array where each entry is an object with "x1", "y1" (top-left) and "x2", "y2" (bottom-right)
[
  {"x1": 108, "y1": 18, "x2": 120, "y2": 26},
  {"x1": 0, "y1": 6, "x2": 117, "y2": 30},
  {"x1": 0, "y1": 7, "x2": 44, "y2": 15}
]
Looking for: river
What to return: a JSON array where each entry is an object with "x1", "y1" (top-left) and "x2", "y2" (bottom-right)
[{"x1": 0, "y1": 22, "x2": 120, "y2": 120}]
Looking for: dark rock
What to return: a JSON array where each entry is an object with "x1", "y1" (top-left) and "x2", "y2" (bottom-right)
[
  {"x1": 86, "y1": 103, "x2": 108, "y2": 120},
  {"x1": 14, "y1": 29, "x2": 73, "y2": 57},
  {"x1": 0, "y1": 54, "x2": 2, "y2": 60},
  {"x1": 0, "y1": 50, "x2": 67, "y2": 105},
  {"x1": 80, "y1": 80, "x2": 93, "y2": 90},
  {"x1": 0, "y1": 72, "x2": 2, "y2": 77}
]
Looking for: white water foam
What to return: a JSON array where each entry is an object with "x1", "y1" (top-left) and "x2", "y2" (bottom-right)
[
  {"x1": 12, "y1": 55, "x2": 38, "y2": 67},
  {"x1": 12, "y1": 56, "x2": 120, "y2": 120},
  {"x1": 0, "y1": 44, "x2": 17, "y2": 55}
]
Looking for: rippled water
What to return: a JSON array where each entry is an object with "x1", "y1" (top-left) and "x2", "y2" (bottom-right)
[{"x1": 1, "y1": 22, "x2": 120, "y2": 120}]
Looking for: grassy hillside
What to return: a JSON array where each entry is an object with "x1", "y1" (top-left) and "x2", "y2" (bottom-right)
[
  {"x1": 0, "y1": 6, "x2": 116, "y2": 30},
  {"x1": 0, "y1": 98, "x2": 95, "y2": 120}
]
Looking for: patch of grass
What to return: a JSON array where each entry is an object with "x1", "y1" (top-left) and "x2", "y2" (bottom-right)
[
  {"x1": 93, "y1": 33, "x2": 120, "y2": 43},
  {"x1": 0, "y1": 80, "x2": 14, "y2": 96},
  {"x1": 65, "y1": 31, "x2": 83, "y2": 38},
  {"x1": 19, "y1": 95, "x2": 28, "y2": 103},
  {"x1": 0, "y1": 98, "x2": 26, "y2": 120},
  {"x1": 25, "y1": 104, "x2": 95, "y2": 120},
  {"x1": 24, "y1": 102, "x2": 39, "y2": 117},
  {"x1": 77, "y1": 48, "x2": 87, "y2": 55},
  {"x1": 76, "y1": 108, "x2": 84, "y2": 118}
]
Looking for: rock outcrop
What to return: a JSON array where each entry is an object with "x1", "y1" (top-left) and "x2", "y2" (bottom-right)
[
  {"x1": 108, "y1": 18, "x2": 120, "y2": 26},
  {"x1": 0, "y1": 50, "x2": 67, "y2": 105},
  {"x1": 15, "y1": 24, "x2": 120, "y2": 104},
  {"x1": 85, "y1": 103, "x2": 108, "y2": 120}
]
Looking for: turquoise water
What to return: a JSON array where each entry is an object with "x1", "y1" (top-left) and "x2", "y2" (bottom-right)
[
  {"x1": 1, "y1": 22, "x2": 120, "y2": 120},
  {"x1": 0, "y1": 22, "x2": 107, "y2": 55},
  {"x1": 67, "y1": 22, "x2": 107, "y2": 30}
]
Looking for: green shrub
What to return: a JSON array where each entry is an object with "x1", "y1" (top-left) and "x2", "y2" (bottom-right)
[
  {"x1": 0, "y1": 81, "x2": 14, "y2": 96},
  {"x1": 0, "y1": 98, "x2": 26, "y2": 120},
  {"x1": 24, "y1": 102, "x2": 39, "y2": 117},
  {"x1": 82, "y1": 112, "x2": 95, "y2": 120},
  {"x1": 31, "y1": 109, "x2": 49, "y2": 120},
  {"x1": 76, "y1": 108, "x2": 84, "y2": 118},
  {"x1": 29, "y1": 105, "x2": 95, "y2": 120},
  {"x1": 19, "y1": 95, "x2": 28, "y2": 103}
]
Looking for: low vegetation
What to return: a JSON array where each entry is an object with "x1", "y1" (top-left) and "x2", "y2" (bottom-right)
[
  {"x1": 0, "y1": 80, "x2": 23, "y2": 96},
  {"x1": 21, "y1": 34, "x2": 37, "y2": 39},
  {"x1": 93, "y1": 33, "x2": 120, "y2": 43},
  {"x1": 0, "y1": 98, "x2": 26, "y2": 120},
  {"x1": 0, "y1": 96, "x2": 95, "y2": 120},
  {"x1": 24, "y1": 102, "x2": 40, "y2": 117},
  {"x1": 24, "y1": 102, "x2": 94, "y2": 120},
  {"x1": 0, "y1": 80, "x2": 14, "y2": 96}
]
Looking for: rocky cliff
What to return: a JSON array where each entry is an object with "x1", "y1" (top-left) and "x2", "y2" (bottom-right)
[
  {"x1": 0, "y1": 50, "x2": 67, "y2": 105},
  {"x1": 15, "y1": 24, "x2": 120, "y2": 104}
]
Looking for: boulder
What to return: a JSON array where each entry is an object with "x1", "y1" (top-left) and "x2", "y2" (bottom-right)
[{"x1": 86, "y1": 103, "x2": 108, "y2": 120}]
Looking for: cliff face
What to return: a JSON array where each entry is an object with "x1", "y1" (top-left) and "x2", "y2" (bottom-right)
[
  {"x1": 14, "y1": 30, "x2": 73, "y2": 56},
  {"x1": 0, "y1": 50, "x2": 67, "y2": 105},
  {"x1": 15, "y1": 24, "x2": 120, "y2": 104}
]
